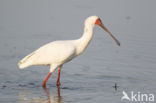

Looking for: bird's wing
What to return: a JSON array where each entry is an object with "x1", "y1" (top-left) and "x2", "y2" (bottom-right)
[{"x1": 33, "y1": 41, "x2": 76, "y2": 65}]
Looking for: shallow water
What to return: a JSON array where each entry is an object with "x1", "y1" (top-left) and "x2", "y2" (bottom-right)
[{"x1": 0, "y1": 0, "x2": 156, "y2": 103}]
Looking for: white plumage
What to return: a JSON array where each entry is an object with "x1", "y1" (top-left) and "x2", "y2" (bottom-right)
[
  {"x1": 19, "y1": 41, "x2": 77, "y2": 71},
  {"x1": 18, "y1": 16, "x2": 120, "y2": 87}
]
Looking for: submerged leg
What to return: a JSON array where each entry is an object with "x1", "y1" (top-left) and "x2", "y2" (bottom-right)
[
  {"x1": 42, "y1": 72, "x2": 52, "y2": 87},
  {"x1": 57, "y1": 67, "x2": 61, "y2": 86}
]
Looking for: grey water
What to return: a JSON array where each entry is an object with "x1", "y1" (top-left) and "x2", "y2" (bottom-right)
[{"x1": 0, "y1": 0, "x2": 156, "y2": 103}]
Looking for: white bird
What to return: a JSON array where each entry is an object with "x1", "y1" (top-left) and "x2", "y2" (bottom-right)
[{"x1": 18, "y1": 16, "x2": 120, "y2": 87}]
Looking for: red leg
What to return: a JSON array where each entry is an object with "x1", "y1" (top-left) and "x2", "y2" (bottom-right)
[
  {"x1": 42, "y1": 72, "x2": 52, "y2": 87},
  {"x1": 57, "y1": 67, "x2": 61, "y2": 86}
]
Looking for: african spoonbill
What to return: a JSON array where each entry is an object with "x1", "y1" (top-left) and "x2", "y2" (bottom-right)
[{"x1": 18, "y1": 16, "x2": 120, "y2": 87}]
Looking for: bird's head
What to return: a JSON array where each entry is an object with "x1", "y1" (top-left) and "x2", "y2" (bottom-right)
[{"x1": 85, "y1": 16, "x2": 120, "y2": 46}]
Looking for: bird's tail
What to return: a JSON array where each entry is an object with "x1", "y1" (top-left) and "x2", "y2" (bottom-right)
[{"x1": 18, "y1": 52, "x2": 35, "y2": 69}]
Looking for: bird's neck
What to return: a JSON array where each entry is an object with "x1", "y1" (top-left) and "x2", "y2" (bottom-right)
[{"x1": 75, "y1": 25, "x2": 94, "y2": 55}]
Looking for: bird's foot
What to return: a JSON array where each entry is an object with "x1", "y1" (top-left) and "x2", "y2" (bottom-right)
[
  {"x1": 42, "y1": 82, "x2": 46, "y2": 88},
  {"x1": 56, "y1": 82, "x2": 61, "y2": 86}
]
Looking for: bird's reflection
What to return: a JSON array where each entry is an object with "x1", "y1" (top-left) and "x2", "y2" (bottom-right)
[
  {"x1": 43, "y1": 87, "x2": 62, "y2": 103},
  {"x1": 18, "y1": 86, "x2": 63, "y2": 103}
]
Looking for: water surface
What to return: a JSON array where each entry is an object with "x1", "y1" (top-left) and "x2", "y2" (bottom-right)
[{"x1": 0, "y1": 0, "x2": 156, "y2": 103}]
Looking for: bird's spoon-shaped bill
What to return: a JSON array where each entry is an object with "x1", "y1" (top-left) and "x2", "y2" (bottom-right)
[{"x1": 100, "y1": 23, "x2": 120, "y2": 46}]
